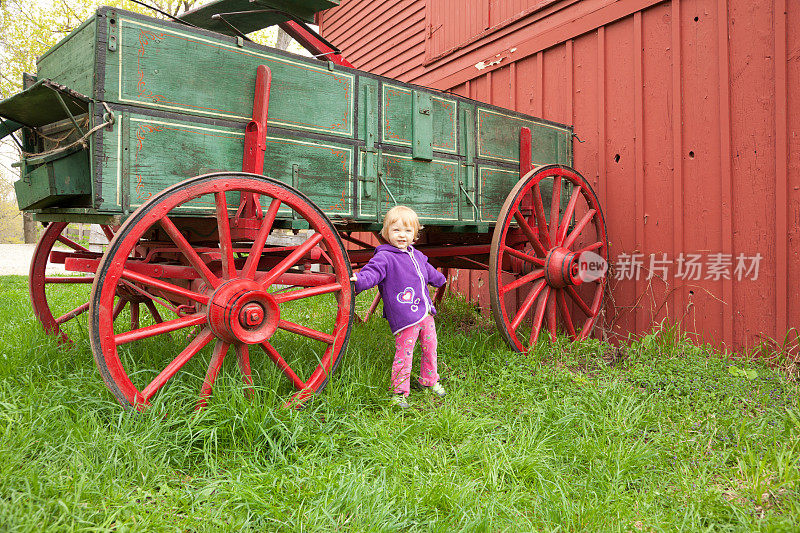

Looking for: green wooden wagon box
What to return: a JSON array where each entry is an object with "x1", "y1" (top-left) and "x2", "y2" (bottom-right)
[{"x1": 0, "y1": 0, "x2": 608, "y2": 410}]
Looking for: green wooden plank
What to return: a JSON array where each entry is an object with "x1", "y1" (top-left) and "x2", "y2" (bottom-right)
[
  {"x1": 115, "y1": 112, "x2": 353, "y2": 217},
  {"x1": 263, "y1": 136, "x2": 353, "y2": 218},
  {"x1": 14, "y1": 149, "x2": 91, "y2": 210},
  {"x1": 460, "y1": 104, "x2": 476, "y2": 222},
  {"x1": 378, "y1": 153, "x2": 459, "y2": 222},
  {"x1": 357, "y1": 80, "x2": 379, "y2": 212},
  {"x1": 412, "y1": 91, "x2": 433, "y2": 160},
  {"x1": 477, "y1": 166, "x2": 518, "y2": 223},
  {"x1": 111, "y1": 17, "x2": 354, "y2": 136},
  {"x1": 477, "y1": 107, "x2": 569, "y2": 165},
  {"x1": 382, "y1": 84, "x2": 456, "y2": 154},
  {"x1": 126, "y1": 115, "x2": 244, "y2": 210},
  {"x1": 477, "y1": 164, "x2": 571, "y2": 224},
  {"x1": 36, "y1": 16, "x2": 97, "y2": 98}
]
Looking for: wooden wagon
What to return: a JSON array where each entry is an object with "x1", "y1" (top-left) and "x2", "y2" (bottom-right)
[{"x1": 0, "y1": 0, "x2": 608, "y2": 409}]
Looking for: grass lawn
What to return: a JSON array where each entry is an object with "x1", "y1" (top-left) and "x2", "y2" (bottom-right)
[{"x1": 0, "y1": 274, "x2": 798, "y2": 531}]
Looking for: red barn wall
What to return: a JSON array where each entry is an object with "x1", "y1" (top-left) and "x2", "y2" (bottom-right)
[{"x1": 319, "y1": 0, "x2": 799, "y2": 353}]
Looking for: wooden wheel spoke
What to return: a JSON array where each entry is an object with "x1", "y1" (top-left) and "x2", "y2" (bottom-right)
[
  {"x1": 144, "y1": 300, "x2": 164, "y2": 323},
  {"x1": 273, "y1": 282, "x2": 342, "y2": 304},
  {"x1": 197, "y1": 340, "x2": 230, "y2": 408},
  {"x1": 55, "y1": 302, "x2": 90, "y2": 325},
  {"x1": 130, "y1": 302, "x2": 140, "y2": 330},
  {"x1": 114, "y1": 312, "x2": 207, "y2": 346},
  {"x1": 556, "y1": 290, "x2": 577, "y2": 339},
  {"x1": 235, "y1": 343, "x2": 254, "y2": 396},
  {"x1": 101, "y1": 225, "x2": 115, "y2": 241},
  {"x1": 503, "y1": 245, "x2": 545, "y2": 266},
  {"x1": 242, "y1": 198, "x2": 281, "y2": 279},
  {"x1": 513, "y1": 210, "x2": 548, "y2": 257},
  {"x1": 549, "y1": 174, "x2": 562, "y2": 245},
  {"x1": 139, "y1": 328, "x2": 214, "y2": 401},
  {"x1": 160, "y1": 216, "x2": 220, "y2": 288},
  {"x1": 546, "y1": 292, "x2": 557, "y2": 341},
  {"x1": 576, "y1": 241, "x2": 604, "y2": 254},
  {"x1": 112, "y1": 299, "x2": 127, "y2": 320},
  {"x1": 261, "y1": 233, "x2": 324, "y2": 287},
  {"x1": 501, "y1": 269, "x2": 544, "y2": 294},
  {"x1": 119, "y1": 279, "x2": 182, "y2": 315},
  {"x1": 562, "y1": 209, "x2": 597, "y2": 250},
  {"x1": 215, "y1": 191, "x2": 237, "y2": 279},
  {"x1": 278, "y1": 319, "x2": 335, "y2": 344},
  {"x1": 120, "y1": 268, "x2": 210, "y2": 305},
  {"x1": 528, "y1": 286, "x2": 551, "y2": 346},
  {"x1": 56, "y1": 234, "x2": 90, "y2": 253},
  {"x1": 557, "y1": 189, "x2": 582, "y2": 245},
  {"x1": 261, "y1": 341, "x2": 306, "y2": 390},
  {"x1": 530, "y1": 183, "x2": 552, "y2": 249},
  {"x1": 360, "y1": 291, "x2": 382, "y2": 323},
  {"x1": 510, "y1": 279, "x2": 546, "y2": 331},
  {"x1": 565, "y1": 286, "x2": 593, "y2": 316}
]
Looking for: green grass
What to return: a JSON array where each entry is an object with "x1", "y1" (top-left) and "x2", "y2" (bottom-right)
[{"x1": 1, "y1": 275, "x2": 799, "y2": 531}]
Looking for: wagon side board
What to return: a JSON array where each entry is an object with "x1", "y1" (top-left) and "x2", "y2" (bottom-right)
[{"x1": 26, "y1": 7, "x2": 573, "y2": 228}]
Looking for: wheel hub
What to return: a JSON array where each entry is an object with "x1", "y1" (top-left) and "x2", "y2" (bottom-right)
[
  {"x1": 544, "y1": 247, "x2": 583, "y2": 288},
  {"x1": 207, "y1": 279, "x2": 279, "y2": 344}
]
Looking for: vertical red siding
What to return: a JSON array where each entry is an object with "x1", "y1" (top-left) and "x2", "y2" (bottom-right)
[
  {"x1": 787, "y1": 1, "x2": 800, "y2": 340},
  {"x1": 320, "y1": 0, "x2": 800, "y2": 352}
]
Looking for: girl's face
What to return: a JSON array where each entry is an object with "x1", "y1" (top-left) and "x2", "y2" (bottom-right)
[{"x1": 386, "y1": 220, "x2": 415, "y2": 250}]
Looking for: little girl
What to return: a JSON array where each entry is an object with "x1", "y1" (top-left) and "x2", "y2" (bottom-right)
[{"x1": 350, "y1": 206, "x2": 447, "y2": 408}]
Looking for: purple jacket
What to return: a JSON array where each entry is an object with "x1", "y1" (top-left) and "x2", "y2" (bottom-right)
[{"x1": 354, "y1": 244, "x2": 447, "y2": 334}]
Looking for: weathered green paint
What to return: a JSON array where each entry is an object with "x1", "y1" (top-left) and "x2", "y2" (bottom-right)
[
  {"x1": 477, "y1": 165, "x2": 566, "y2": 224},
  {"x1": 478, "y1": 108, "x2": 565, "y2": 165},
  {"x1": 10, "y1": 6, "x2": 573, "y2": 228},
  {"x1": 15, "y1": 149, "x2": 91, "y2": 210},
  {"x1": 358, "y1": 79, "x2": 379, "y2": 204},
  {"x1": 109, "y1": 17, "x2": 354, "y2": 136},
  {"x1": 383, "y1": 84, "x2": 457, "y2": 154},
  {"x1": 37, "y1": 16, "x2": 97, "y2": 99},
  {"x1": 460, "y1": 105, "x2": 477, "y2": 221},
  {"x1": 378, "y1": 153, "x2": 460, "y2": 221},
  {"x1": 0, "y1": 81, "x2": 89, "y2": 129},
  {"x1": 263, "y1": 136, "x2": 354, "y2": 218},
  {"x1": 412, "y1": 91, "x2": 433, "y2": 160}
]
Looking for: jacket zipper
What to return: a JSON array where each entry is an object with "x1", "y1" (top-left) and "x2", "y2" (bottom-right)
[{"x1": 407, "y1": 248, "x2": 432, "y2": 315}]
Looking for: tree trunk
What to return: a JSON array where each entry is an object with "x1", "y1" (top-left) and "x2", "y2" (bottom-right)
[{"x1": 22, "y1": 212, "x2": 37, "y2": 243}]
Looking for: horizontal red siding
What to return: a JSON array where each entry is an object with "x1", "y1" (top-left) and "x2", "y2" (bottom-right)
[{"x1": 319, "y1": 0, "x2": 427, "y2": 77}]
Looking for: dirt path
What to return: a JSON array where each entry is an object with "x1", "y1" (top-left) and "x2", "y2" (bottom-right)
[{"x1": 0, "y1": 243, "x2": 66, "y2": 276}]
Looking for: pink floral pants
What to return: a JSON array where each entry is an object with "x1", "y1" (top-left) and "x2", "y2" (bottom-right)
[{"x1": 392, "y1": 315, "x2": 439, "y2": 396}]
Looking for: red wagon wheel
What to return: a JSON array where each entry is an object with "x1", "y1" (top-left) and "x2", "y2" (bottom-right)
[
  {"x1": 30, "y1": 222, "x2": 115, "y2": 344},
  {"x1": 89, "y1": 172, "x2": 354, "y2": 410},
  {"x1": 489, "y1": 165, "x2": 608, "y2": 352}
]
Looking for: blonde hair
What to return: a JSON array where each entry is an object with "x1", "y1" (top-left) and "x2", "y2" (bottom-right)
[{"x1": 380, "y1": 205, "x2": 423, "y2": 241}]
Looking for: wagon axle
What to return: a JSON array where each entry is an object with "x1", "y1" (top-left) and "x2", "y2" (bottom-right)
[{"x1": 207, "y1": 279, "x2": 279, "y2": 344}]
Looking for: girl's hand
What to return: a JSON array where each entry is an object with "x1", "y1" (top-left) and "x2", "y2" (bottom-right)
[{"x1": 350, "y1": 274, "x2": 357, "y2": 282}]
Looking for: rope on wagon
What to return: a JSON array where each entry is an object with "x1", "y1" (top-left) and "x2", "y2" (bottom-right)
[{"x1": 22, "y1": 102, "x2": 116, "y2": 159}]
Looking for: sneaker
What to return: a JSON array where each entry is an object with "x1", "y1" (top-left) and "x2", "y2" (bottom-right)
[
  {"x1": 429, "y1": 382, "x2": 446, "y2": 398},
  {"x1": 390, "y1": 394, "x2": 410, "y2": 409}
]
